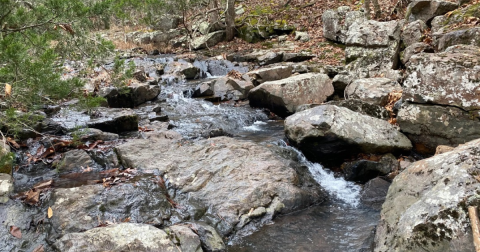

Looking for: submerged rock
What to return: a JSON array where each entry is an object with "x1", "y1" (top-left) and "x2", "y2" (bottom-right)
[
  {"x1": 374, "y1": 138, "x2": 480, "y2": 252},
  {"x1": 54, "y1": 223, "x2": 177, "y2": 252},
  {"x1": 248, "y1": 73, "x2": 334, "y2": 117},
  {"x1": 285, "y1": 105, "x2": 412, "y2": 164}
]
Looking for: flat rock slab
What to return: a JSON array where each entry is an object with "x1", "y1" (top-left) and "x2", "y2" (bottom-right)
[
  {"x1": 285, "y1": 105, "x2": 412, "y2": 164},
  {"x1": 247, "y1": 65, "x2": 293, "y2": 86},
  {"x1": 345, "y1": 78, "x2": 402, "y2": 106},
  {"x1": 54, "y1": 223, "x2": 177, "y2": 252},
  {"x1": 248, "y1": 73, "x2": 334, "y2": 117},
  {"x1": 115, "y1": 136, "x2": 325, "y2": 236},
  {"x1": 403, "y1": 45, "x2": 480, "y2": 110},
  {"x1": 374, "y1": 138, "x2": 480, "y2": 252}
]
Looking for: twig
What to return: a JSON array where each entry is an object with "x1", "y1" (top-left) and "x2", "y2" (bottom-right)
[{"x1": 469, "y1": 206, "x2": 480, "y2": 252}]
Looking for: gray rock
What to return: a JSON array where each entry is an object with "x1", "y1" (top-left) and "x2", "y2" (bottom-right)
[
  {"x1": 435, "y1": 27, "x2": 480, "y2": 52},
  {"x1": 258, "y1": 51, "x2": 283, "y2": 66},
  {"x1": 403, "y1": 45, "x2": 480, "y2": 111},
  {"x1": 0, "y1": 141, "x2": 12, "y2": 174},
  {"x1": 397, "y1": 102, "x2": 480, "y2": 155},
  {"x1": 247, "y1": 65, "x2": 293, "y2": 86},
  {"x1": 248, "y1": 73, "x2": 334, "y2": 117},
  {"x1": 100, "y1": 83, "x2": 160, "y2": 108},
  {"x1": 168, "y1": 225, "x2": 203, "y2": 252},
  {"x1": 400, "y1": 42, "x2": 433, "y2": 64},
  {"x1": 195, "y1": 77, "x2": 254, "y2": 101},
  {"x1": 431, "y1": 15, "x2": 447, "y2": 33},
  {"x1": 58, "y1": 149, "x2": 94, "y2": 172},
  {"x1": 295, "y1": 31, "x2": 310, "y2": 42},
  {"x1": 332, "y1": 72, "x2": 353, "y2": 97},
  {"x1": 360, "y1": 177, "x2": 391, "y2": 210},
  {"x1": 374, "y1": 138, "x2": 480, "y2": 252},
  {"x1": 115, "y1": 136, "x2": 325, "y2": 236},
  {"x1": 128, "y1": 29, "x2": 181, "y2": 45},
  {"x1": 76, "y1": 128, "x2": 119, "y2": 141},
  {"x1": 285, "y1": 105, "x2": 412, "y2": 164},
  {"x1": 189, "y1": 222, "x2": 225, "y2": 252},
  {"x1": 327, "y1": 99, "x2": 390, "y2": 120},
  {"x1": 345, "y1": 78, "x2": 402, "y2": 106},
  {"x1": 153, "y1": 14, "x2": 181, "y2": 31},
  {"x1": 282, "y1": 52, "x2": 315, "y2": 62},
  {"x1": 322, "y1": 7, "x2": 366, "y2": 44},
  {"x1": 406, "y1": 0, "x2": 458, "y2": 24},
  {"x1": 346, "y1": 20, "x2": 402, "y2": 48},
  {"x1": 191, "y1": 31, "x2": 226, "y2": 50},
  {"x1": 165, "y1": 61, "x2": 200, "y2": 79},
  {"x1": 402, "y1": 20, "x2": 427, "y2": 47},
  {"x1": 0, "y1": 173, "x2": 13, "y2": 203},
  {"x1": 54, "y1": 223, "x2": 177, "y2": 252},
  {"x1": 342, "y1": 154, "x2": 399, "y2": 183}
]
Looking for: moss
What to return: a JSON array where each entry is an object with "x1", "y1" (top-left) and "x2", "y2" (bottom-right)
[{"x1": 99, "y1": 204, "x2": 107, "y2": 212}]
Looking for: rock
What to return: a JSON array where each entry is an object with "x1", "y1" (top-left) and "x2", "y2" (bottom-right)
[
  {"x1": 322, "y1": 7, "x2": 366, "y2": 44},
  {"x1": 345, "y1": 78, "x2": 402, "y2": 106},
  {"x1": 191, "y1": 31, "x2": 226, "y2": 50},
  {"x1": 247, "y1": 66, "x2": 293, "y2": 86},
  {"x1": 133, "y1": 70, "x2": 147, "y2": 82},
  {"x1": 127, "y1": 29, "x2": 181, "y2": 45},
  {"x1": 397, "y1": 103, "x2": 480, "y2": 155},
  {"x1": 167, "y1": 225, "x2": 203, "y2": 252},
  {"x1": 342, "y1": 154, "x2": 399, "y2": 183},
  {"x1": 57, "y1": 149, "x2": 94, "y2": 172},
  {"x1": 402, "y1": 20, "x2": 427, "y2": 47},
  {"x1": 332, "y1": 72, "x2": 353, "y2": 97},
  {"x1": 195, "y1": 77, "x2": 254, "y2": 101},
  {"x1": 153, "y1": 14, "x2": 181, "y2": 31},
  {"x1": 204, "y1": 60, "x2": 249, "y2": 77},
  {"x1": 193, "y1": 80, "x2": 215, "y2": 97},
  {"x1": 400, "y1": 42, "x2": 433, "y2": 64},
  {"x1": 100, "y1": 83, "x2": 161, "y2": 108},
  {"x1": 165, "y1": 61, "x2": 200, "y2": 79},
  {"x1": 258, "y1": 51, "x2": 283, "y2": 66},
  {"x1": 189, "y1": 222, "x2": 225, "y2": 252},
  {"x1": 282, "y1": 52, "x2": 315, "y2": 62},
  {"x1": 345, "y1": 19, "x2": 403, "y2": 80},
  {"x1": 0, "y1": 141, "x2": 13, "y2": 174},
  {"x1": 75, "y1": 128, "x2": 119, "y2": 141},
  {"x1": 431, "y1": 15, "x2": 447, "y2": 33},
  {"x1": 115, "y1": 136, "x2": 325, "y2": 237},
  {"x1": 435, "y1": 27, "x2": 480, "y2": 52},
  {"x1": 248, "y1": 73, "x2": 334, "y2": 117},
  {"x1": 406, "y1": 0, "x2": 458, "y2": 24},
  {"x1": 327, "y1": 99, "x2": 390, "y2": 120},
  {"x1": 284, "y1": 105, "x2": 412, "y2": 164},
  {"x1": 54, "y1": 223, "x2": 177, "y2": 252},
  {"x1": 374, "y1": 138, "x2": 480, "y2": 252},
  {"x1": 435, "y1": 145, "x2": 455, "y2": 155},
  {"x1": 403, "y1": 45, "x2": 480, "y2": 111},
  {"x1": 294, "y1": 31, "x2": 310, "y2": 42},
  {"x1": 360, "y1": 177, "x2": 391, "y2": 210},
  {"x1": 52, "y1": 107, "x2": 138, "y2": 133},
  {"x1": 0, "y1": 173, "x2": 13, "y2": 203}
]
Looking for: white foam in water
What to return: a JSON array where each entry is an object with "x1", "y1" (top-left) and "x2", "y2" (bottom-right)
[
  {"x1": 279, "y1": 140, "x2": 361, "y2": 207},
  {"x1": 243, "y1": 121, "x2": 267, "y2": 132}
]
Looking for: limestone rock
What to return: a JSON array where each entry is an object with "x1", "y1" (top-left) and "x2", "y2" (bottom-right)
[
  {"x1": 403, "y1": 45, "x2": 480, "y2": 111},
  {"x1": 284, "y1": 105, "x2": 412, "y2": 164},
  {"x1": 435, "y1": 27, "x2": 480, "y2": 52},
  {"x1": 322, "y1": 7, "x2": 366, "y2": 44},
  {"x1": 327, "y1": 99, "x2": 390, "y2": 120},
  {"x1": 374, "y1": 138, "x2": 480, "y2": 252},
  {"x1": 247, "y1": 66, "x2": 293, "y2": 86},
  {"x1": 54, "y1": 223, "x2": 177, "y2": 252},
  {"x1": 345, "y1": 78, "x2": 402, "y2": 106},
  {"x1": 397, "y1": 103, "x2": 480, "y2": 155},
  {"x1": 248, "y1": 73, "x2": 334, "y2": 117}
]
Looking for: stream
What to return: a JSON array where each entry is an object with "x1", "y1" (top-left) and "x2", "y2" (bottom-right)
[{"x1": 6, "y1": 55, "x2": 380, "y2": 251}]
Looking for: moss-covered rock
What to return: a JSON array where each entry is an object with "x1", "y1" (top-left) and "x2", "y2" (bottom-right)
[{"x1": 0, "y1": 140, "x2": 13, "y2": 175}]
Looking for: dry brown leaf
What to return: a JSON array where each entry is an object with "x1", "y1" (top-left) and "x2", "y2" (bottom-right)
[
  {"x1": 25, "y1": 189, "x2": 40, "y2": 205},
  {"x1": 10, "y1": 226, "x2": 22, "y2": 239},
  {"x1": 32, "y1": 244, "x2": 44, "y2": 252},
  {"x1": 6, "y1": 137, "x2": 20, "y2": 149},
  {"x1": 47, "y1": 207, "x2": 53, "y2": 219},
  {"x1": 5, "y1": 83, "x2": 12, "y2": 97}
]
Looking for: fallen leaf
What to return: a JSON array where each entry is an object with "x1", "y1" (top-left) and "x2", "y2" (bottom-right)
[
  {"x1": 47, "y1": 207, "x2": 53, "y2": 218},
  {"x1": 5, "y1": 83, "x2": 12, "y2": 96},
  {"x1": 32, "y1": 244, "x2": 44, "y2": 252},
  {"x1": 25, "y1": 189, "x2": 40, "y2": 205},
  {"x1": 33, "y1": 179, "x2": 53, "y2": 190},
  {"x1": 6, "y1": 137, "x2": 20, "y2": 149},
  {"x1": 10, "y1": 226, "x2": 22, "y2": 239}
]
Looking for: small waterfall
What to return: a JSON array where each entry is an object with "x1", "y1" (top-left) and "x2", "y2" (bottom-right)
[{"x1": 279, "y1": 140, "x2": 361, "y2": 207}]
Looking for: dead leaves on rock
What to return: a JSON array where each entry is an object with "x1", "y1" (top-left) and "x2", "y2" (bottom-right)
[
  {"x1": 10, "y1": 226, "x2": 22, "y2": 239},
  {"x1": 227, "y1": 70, "x2": 243, "y2": 79},
  {"x1": 385, "y1": 90, "x2": 403, "y2": 125},
  {"x1": 99, "y1": 168, "x2": 138, "y2": 188},
  {"x1": 13, "y1": 179, "x2": 53, "y2": 206}
]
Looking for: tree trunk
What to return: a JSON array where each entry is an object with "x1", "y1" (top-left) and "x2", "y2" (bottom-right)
[{"x1": 225, "y1": 0, "x2": 235, "y2": 41}]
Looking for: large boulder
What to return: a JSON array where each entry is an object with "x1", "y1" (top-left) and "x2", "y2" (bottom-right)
[
  {"x1": 327, "y1": 99, "x2": 390, "y2": 120},
  {"x1": 322, "y1": 6, "x2": 366, "y2": 44},
  {"x1": 401, "y1": 20, "x2": 427, "y2": 47},
  {"x1": 435, "y1": 27, "x2": 480, "y2": 52},
  {"x1": 284, "y1": 105, "x2": 412, "y2": 164},
  {"x1": 115, "y1": 136, "x2": 326, "y2": 237},
  {"x1": 345, "y1": 78, "x2": 402, "y2": 106},
  {"x1": 246, "y1": 66, "x2": 293, "y2": 86},
  {"x1": 344, "y1": 19, "x2": 404, "y2": 80},
  {"x1": 248, "y1": 73, "x2": 334, "y2": 117},
  {"x1": 400, "y1": 42, "x2": 433, "y2": 64},
  {"x1": 397, "y1": 103, "x2": 480, "y2": 155},
  {"x1": 405, "y1": 0, "x2": 458, "y2": 24},
  {"x1": 54, "y1": 223, "x2": 177, "y2": 252},
  {"x1": 191, "y1": 31, "x2": 226, "y2": 50},
  {"x1": 403, "y1": 45, "x2": 480, "y2": 111},
  {"x1": 100, "y1": 83, "x2": 160, "y2": 108},
  {"x1": 374, "y1": 138, "x2": 480, "y2": 252}
]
